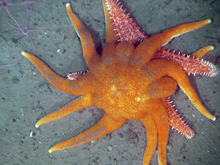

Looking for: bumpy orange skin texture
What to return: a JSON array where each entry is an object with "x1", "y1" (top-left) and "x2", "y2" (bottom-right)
[
  {"x1": 93, "y1": 42, "x2": 175, "y2": 120},
  {"x1": 21, "y1": 1, "x2": 216, "y2": 165}
]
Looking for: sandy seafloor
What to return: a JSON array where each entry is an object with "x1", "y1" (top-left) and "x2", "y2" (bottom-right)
[{"x1": 0, "y1": 0, "x2": 220, "y2": 164}]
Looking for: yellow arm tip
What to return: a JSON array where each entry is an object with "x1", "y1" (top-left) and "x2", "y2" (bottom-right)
[
  {"x1": 21, "y1": 51, "x2": 26, "y2": 56},
  {"x1": 209, "y1": 45, "x2": 214, "y2": 50},
  {"x1": 48, "y1": 149, "x2": 53, "y2": 153},
  {"x1": 21, "y1": 51, "x2": 32, "y2": 59},
  {"x1": 35, "y1": 123, "x2": 39, "y2": 128},
  {"x1": 35, "y1": 119, "x2": 45, "y2": 128},
  {"x1": 49, "y1": 146, "x2": 57, "y2": 153}
]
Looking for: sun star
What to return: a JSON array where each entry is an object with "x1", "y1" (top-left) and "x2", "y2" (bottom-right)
[{"x1": 21, "y1": 1, "x2": 217, "y2": 164}]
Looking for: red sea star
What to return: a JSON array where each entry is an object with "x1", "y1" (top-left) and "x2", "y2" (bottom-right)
[{"x1": 21, "y1": 1, "x2": 217, "y2": 165}]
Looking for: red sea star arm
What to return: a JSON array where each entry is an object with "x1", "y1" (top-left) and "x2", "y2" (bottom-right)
[
  {"x1": 133, "y1": 19, "x2": 211, "y2": 67},
  {"x1": 49, "y1": 114, "x2": 126, "y2": 153},
  {"x1": 67, "y1": 70, "x2": 90, "y2": 80},
  {"x1": 66, "y1": 3, "x2": 101, "y2": 73},
  {"x1": 144, "y1": 59, "x2": 216, "y2": 121},
  {"x1": 105, "y1": 0, "x2": 146, "y2": 43},
  {"x1": 163, "y1": 97, "x2": 194, "y2": 139},
  {"x1": 154, "y1": 46, "x2": 217, "y2": 77},
  {"x1": 140, "y1": 114, "x2": 157, "y2": 165},
  {"x1": 21, "y1": 51, "x2": 96, "y2": 95},
  {"x1": 102, "y1": 0, "x2": 119, "y2": 43},
  {"x1": 35, "y1": 94, "x2": 93, "y2": 128}
]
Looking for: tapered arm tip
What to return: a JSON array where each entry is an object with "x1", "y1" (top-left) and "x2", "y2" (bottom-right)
[
  {"x1": 35, "y1": 123, "x2": 39, "y2": 128},
  {"x1": 212, "y1": 116, "x2": 216, "y2": 121},
  {"x1": 210, "y1": 45, "x2": 214, "y2": 50},
  {"x1": 48, "y1": 148, "x2": 53, "y2": 153},
  {"x1": 21, "y1": 51, "x2": 26, "y2": 56}
]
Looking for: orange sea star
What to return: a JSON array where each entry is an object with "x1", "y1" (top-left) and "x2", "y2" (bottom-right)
[{"x1": 21, "y1": 1, "x2": 217, "y2": 164}]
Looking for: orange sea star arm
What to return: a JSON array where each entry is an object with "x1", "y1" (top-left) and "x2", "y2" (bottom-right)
[
  {"x1": 140, "y1": 114, "x2": 157, "y2": 165},
  {"x1": 66, "y1": 3, "x2": 101, "y2": 73},
  {"x1": 49, "y1": 114, "x2": 126, "y2": 153},
  {"x1": 192, "y1": 45, "x2": 214, "y2": 58},
  {"x1": 146, "y1": 77, "x2": 177, "y2": 99},
  {"x1": 35, "y1": 94, "x2": 93, "y2": 128},
  {"x1": 22, "y1": 51, "x2": 96, "y2": 95},
  {"x1": 144, "y1": 59, "x2": 216, "y2": 121},
  {"x1": 143, "y1": 99, "x2": 169, "y2": 165},
  {"x1": 133, "y1": 19, "x2": 211, "y2": 67}
]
